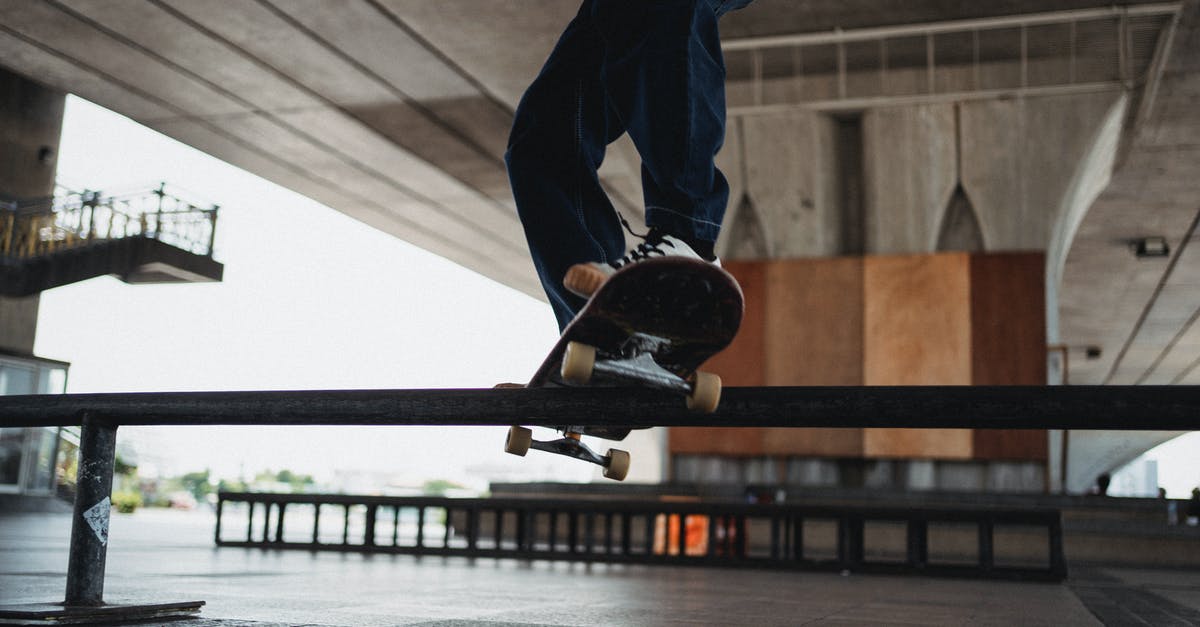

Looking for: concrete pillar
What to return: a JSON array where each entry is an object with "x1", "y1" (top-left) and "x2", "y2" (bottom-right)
[
  {"x1": 862, "y1": 104, "x2": 957, "y2": 255},
  {"x1": 0, "y1": 298, "x2": 41, "y2": 354},
  {"x1": 959, "y1": 92, "x2": 1123, "y2": 251},
  {"x1": 716, "y1": 110, "x2": 842, "y2": 259},
  {"x1": 0, "y1": 68, "x2": 65, "y2": 355}
]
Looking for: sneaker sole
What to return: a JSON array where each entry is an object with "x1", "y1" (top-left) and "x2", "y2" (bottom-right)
[{"x1": 563, "y1": 263, "x2": 609, "y2": 298}]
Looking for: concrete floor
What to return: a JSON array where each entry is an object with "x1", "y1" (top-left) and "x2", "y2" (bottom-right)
[{"x1": 2, "y1": 509, "x2": 1198, "y2": 626}]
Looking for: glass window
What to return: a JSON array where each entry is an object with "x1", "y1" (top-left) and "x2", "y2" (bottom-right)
[
  {"x1": 0, "y1": 357, "x2": 70, "y2": 493},
  {"x1": 27, "y1": 428, "x2": 59, "y2": 493},
  {"x1": 39, "y1": 367, "x2": 68, "y2": 394},
  {"x1": 0, "y1": 428, "x2": 22, "y2": 488},
  {"x1": 0, "y1": 364, "x2": 37, "y2": 395}
]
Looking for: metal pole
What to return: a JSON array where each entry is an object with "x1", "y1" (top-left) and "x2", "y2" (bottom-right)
[
  {"x1": 206, "y1": 206, "x2": 219, "y2": 257},
  {"x1": 64, "y1": 414, "x2": 117, "y2": 606},
  {"x1": 154, "y1": 183, "x2": 165, "y2": 240},
  {"x1": 3, "y1": 386, "x2": 1200, "y2": 431}
]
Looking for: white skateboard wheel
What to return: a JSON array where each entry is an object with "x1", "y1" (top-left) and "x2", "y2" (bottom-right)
[
  {"x1": 504, "y1": 426, "x2": 532, "y2": 456},
  {"x1": 603, "y1": 449, "x2": 630, "y2": 481},
  {"x1": 686, "y1": 371, "x2": 722, "y2": 413},
  {"x1": 561, "y1": 341, "x2": 596, "y2": 385}
]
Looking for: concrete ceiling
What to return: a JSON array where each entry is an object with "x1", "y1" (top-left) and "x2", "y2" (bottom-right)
[
  {"x1": 0, "y1": 0, "x2": 1196, "y2": 386},
  {"x1": 1059, "y1": 0, "x2": 1200, "y2": 385}
]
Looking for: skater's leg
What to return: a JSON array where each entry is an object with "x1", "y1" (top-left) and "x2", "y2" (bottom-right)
[
  {"x1": 506, "y1": 1, "x2": 627, "y2": 330},
  {"x1": 591, "y1": 0, "x2": 737, "y2": 254}
]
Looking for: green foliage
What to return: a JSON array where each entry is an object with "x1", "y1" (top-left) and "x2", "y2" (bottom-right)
[
  {"x1": 113, "y1": 454, "x2": 137, "y2": 477},
  {"x1": 179, "y1": 469, "x2": 212, "y2": 501},
  {"x1": 218, "y1": 478, "x2": 247, "y2": 494},
  {"x1": 277, "y1": 469, "x2": 314, "y2": 492},
  {"x1": 112, "y1": 489, "x2": 143, "y2": 514},
  {"x1": 422, "y1": 479, "x2": 465, "y2": 496},
  {"x1": 245, "y1": 468, "x2": 314, "y2": 492}
]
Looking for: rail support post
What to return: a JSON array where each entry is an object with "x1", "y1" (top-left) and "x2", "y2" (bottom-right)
[
  {"x1": 65, "y1": 413, "x2": 117, "y2": 605},
  {"x1": 0, "y1": 413, "x2": 206, "y2": 624}
]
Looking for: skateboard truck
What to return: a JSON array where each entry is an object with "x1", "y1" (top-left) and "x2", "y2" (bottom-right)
[
  {"x1": 562, "y1": 338, "x2": 722, "y2": 412},
  {"x1": 505, "y1": 426, "x2": 631, "y2": 481},
  {"x1": 501, "y1": 338, "x2": 722, "y2": 482},
  {"x1": 503, "y1": 258, "x2": 741, "y2": 481}
]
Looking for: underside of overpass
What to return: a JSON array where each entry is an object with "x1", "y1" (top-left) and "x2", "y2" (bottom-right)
[{"x1": 0, "y1": 0, "x2": 1197, "y2": 491}]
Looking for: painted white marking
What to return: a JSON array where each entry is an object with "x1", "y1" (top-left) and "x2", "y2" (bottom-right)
[{"x1": 83, "y1": 497, "x2": 111, "y2": 545}]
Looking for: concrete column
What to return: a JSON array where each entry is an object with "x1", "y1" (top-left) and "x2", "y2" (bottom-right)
[
  {"x1": 959, "y1": 92, "x2": 1122, "y2": 251},
  {"x1": 0, "y1": 297, "x2": 41, "y2": 354},
  {"x1": 862, "y1": 104, "x2": 957, "y2": 255},
  {"x1": 0, "y1": 67, "x2": 65, "y2": 355},
  {"x1": 717, "y1": 110, "x2": 841, "y2": 259}
]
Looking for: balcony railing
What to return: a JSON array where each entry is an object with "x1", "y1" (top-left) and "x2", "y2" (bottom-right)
[{"x1": 0, "y1": 183, "x2": 218, "y2": 260}]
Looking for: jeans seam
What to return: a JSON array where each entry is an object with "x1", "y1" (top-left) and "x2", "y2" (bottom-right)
[
  {"x1": 646, "y1": 205, "x2": 722, "y2": 229},
  {"x1": 574, "y1": 78, "x2": 607, "y2": 264}
]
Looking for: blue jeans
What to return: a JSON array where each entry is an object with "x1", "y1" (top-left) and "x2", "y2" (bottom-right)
[{"x1": 506, "y1": 0, "x2": 754, "y2": 330}]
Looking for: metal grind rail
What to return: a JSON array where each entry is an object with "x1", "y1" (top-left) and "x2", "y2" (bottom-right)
[
  {"x1": 1, "y1": 385, "x2": 1198, "y2": 623},
  {"x1": 216, "y1": 492, "x2": 1067, "y2": 582},
  {"x1": 3, "y1": 385, "x2": 1200, "y2": 429}
]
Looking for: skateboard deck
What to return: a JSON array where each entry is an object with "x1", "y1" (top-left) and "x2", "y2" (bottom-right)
[{"x1": 505, "y1": 257, "x2": 744, "y2": 480}]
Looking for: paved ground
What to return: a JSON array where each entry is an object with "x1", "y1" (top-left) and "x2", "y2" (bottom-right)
[{"x1": 2, "y1": 509, "x2": 1198, "y2": 626}]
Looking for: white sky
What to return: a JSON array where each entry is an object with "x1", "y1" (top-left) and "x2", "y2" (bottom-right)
[
  {"x1": 35, "y1": 96, "x2": 591, "y2": 489},
  {"x1": 29, "y1": 96, "x2": 1200, "y2": 497}
]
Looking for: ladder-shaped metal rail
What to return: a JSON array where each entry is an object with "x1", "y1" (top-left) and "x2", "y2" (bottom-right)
[{"x1": 217, "y1": 492, "x2": 1067, "y2": 582}]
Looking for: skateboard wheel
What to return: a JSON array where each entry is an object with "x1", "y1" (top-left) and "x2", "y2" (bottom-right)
[
  {"x1": 561, "y1": 341, "x2": 596, "y2": 385},
  {"x1": 686, "y1": 371, "x2": 722, "y2": 413},
  {"x1": 603, "y1": 449, "x2": 630, "y2": 481},
  {"x1": 504, "y1": 426, "x2": 532, "y2": 456}
]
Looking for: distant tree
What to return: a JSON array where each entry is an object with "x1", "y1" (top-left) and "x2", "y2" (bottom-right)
[
  {"x1": 113, "y1": 454, "x2": 137, "y2": 477},
  {"x1": 275, "y1": 469, "x2": 314, "y2": 492},
  {"x1": 179, "y1": 469, "x2": 213, "y2": 501},
  {"x1": 218, "y1": 478, "x2": 247, "y2": 494},
  {"x1": 422, "y1": 479, "x2": 466, "y2": 496}
]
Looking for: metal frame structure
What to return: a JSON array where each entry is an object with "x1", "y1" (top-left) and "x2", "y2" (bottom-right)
[
  {"x1": 1, "y1": 384, "x2": 1197, "y2": 622},
  {"x1": 0, "y1": 183, "x2": 219, "y2": 261},
  {"x1": 723, "y1": 4, "x2": 1180, "y2": 51},
  {"x1": 721, "y1": 2, "x2": 1181, "y2": 115},
  {"x1": 217, "y1": 492, "x2": 1067, "y2": 582}
]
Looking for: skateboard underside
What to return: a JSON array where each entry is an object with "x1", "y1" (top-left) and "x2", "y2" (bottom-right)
[{"x1": 507, "y1": 258, "x2": 744, "y2": 479}]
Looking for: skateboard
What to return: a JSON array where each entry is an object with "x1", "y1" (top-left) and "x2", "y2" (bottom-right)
[{"x1": 503, "y1": 257, "x2": 744, "y2": 481}]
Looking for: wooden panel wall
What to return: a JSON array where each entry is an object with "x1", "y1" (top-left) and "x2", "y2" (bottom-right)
[
  {"x1": 763, "y1": 257, "x2": 864, "y2": 456},
  {"x1": 970, "y1": 252, "x2": 1048, "y2": 461},
  {"x1": 862, "y1": 253, "x2": 972, "y2": 385},
  {"x1": 764, "y1": 258, "x2": 863, "y2": 385},
  {"x1": 862, "y1": 253, "x2": 973, "y2": 459},
  {"x1": 669, "y1": 252, "x2": 1047, "y2": 464}
]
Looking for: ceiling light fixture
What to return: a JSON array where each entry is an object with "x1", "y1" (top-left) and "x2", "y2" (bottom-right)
[{"x1": 1130, "y1": 236, "x2": 1170, "y2": 259}]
